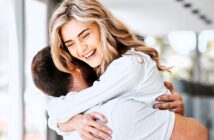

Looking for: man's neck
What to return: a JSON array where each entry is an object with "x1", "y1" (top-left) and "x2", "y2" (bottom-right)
[{"x1": 69, "y1": 69, "x2": 89, "y2": 92}]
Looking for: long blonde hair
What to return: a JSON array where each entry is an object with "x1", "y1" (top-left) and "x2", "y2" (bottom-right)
[{"x1": 49, "y1": 0, "x2": 169, "y2": 75}]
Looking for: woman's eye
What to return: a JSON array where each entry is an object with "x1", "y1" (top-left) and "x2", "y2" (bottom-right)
[
  {"x1": 82, "y1": 33, "x2": 90, "y2": 39},
  {"x1": 67, "y1": 43, "x2": 75, "y2": 48}
]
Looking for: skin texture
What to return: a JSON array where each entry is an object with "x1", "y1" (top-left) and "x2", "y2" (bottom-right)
[
  {"x1": 153, "y1": 82, "x2": 184, "y2": 115},
  {"x1": 71, "y1": 68, "x2": 89, "y2": 92},
  {"x1": 61, "y1": 19, "x2": 103, "y2": 68},
  {"x1": 58, "y1": 113, "x2": 112, "y2": 140},
  {"x1": 171, "y1": 114, "x2": 208, "y2": 140}
]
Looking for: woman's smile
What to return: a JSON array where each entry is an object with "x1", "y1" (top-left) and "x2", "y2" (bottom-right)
[
  {"x1": 60, "y1": 18, "x2": 103, "y2": 68},
  {"x1": 83, "y1": 49, "x2": 96, "y2": 59}
]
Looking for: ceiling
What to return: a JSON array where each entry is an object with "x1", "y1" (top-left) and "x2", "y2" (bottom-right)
[
  {"x1": 99, "y1": 0, "x2": 214, "y2": 36},
  {"x1": 39, "y1": 0, "x2": 214, "y2": 36}
]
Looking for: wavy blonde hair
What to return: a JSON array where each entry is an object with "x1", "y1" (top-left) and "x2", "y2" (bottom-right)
[{"x1": 49, "y1": 0, "x2": 169, "y2": 75}]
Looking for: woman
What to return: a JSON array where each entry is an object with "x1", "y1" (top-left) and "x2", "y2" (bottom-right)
[
  {"x1": 32, "y1": 47, "x2": 208, "y2": 140},
  {"x1": 48, "y1": 0, "x2": 185, "y2": 139}
]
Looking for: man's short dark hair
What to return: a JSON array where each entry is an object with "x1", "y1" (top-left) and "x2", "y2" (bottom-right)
[
  {"x1": 31, "y1": 46, "x2": 98, "y2": 97},
  {"x1": 31, "y1": 47, "x2": 72, "y2": 97}
]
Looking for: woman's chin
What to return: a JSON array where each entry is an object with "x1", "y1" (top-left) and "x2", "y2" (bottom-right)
[
  {"x1": 85, "y1": 56, "x2": 102, "y2": 68},
  {"x1": 88, "y1": 62, "x2": 99, "y2": 68}
]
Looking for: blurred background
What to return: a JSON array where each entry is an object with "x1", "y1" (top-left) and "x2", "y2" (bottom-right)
[{"x1": 0, "y1": 0, "x2": 214, "y2": 139}]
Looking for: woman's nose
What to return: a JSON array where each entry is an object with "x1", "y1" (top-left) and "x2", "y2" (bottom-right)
[{"x1": 77, "y1": 42, "x2": 87, "y2": 55}]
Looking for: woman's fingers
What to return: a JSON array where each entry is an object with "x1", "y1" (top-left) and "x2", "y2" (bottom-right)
[
  {"x1": 89, "y1": 112, "x2": 108, "y2": 123},
  {"x1": 80, "y1": 130, "x2": 103, "y2": 140},
  {"x1": 81, "y1": 113, "x2": 112, "y2": 139},
  {"x1": 85, "y1": 125, "x2": 112, "y2": 140},
  {"x1": 80, "y1": 131, "x2": 94, "y2": 140},
  {"x1": 87, "y1": 118, "x2": 112, "y2": 135},
  {"x1": 72, "y1": 114, "x2": 112, "y2": 139}
]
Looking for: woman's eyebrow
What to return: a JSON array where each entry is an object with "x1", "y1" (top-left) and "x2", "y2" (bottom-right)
[
  {"x1": 78, "y1": 28, "x2": 90, "y2": 37},
  {"x1": 64, "y1": 28, "x2": 90, "y2": 44}
]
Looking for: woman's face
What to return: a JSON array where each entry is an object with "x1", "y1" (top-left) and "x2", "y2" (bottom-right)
[{"x1": 60, "y1": 18, "x2": 103, "y2": 68}]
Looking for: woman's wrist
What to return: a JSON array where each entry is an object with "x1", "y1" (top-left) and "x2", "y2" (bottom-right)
[{"x1": 57, "y1": 114, "x2": 83, "y2": 132}]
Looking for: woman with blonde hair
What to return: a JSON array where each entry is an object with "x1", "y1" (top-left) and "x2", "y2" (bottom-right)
[{"x1": 46, "y1": 0, "x2": 195, "y2": 139}]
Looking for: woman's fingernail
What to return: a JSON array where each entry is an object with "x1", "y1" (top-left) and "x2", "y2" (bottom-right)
[{"x1": 153, "y1": 105, "x2": 158, "y2": 108}]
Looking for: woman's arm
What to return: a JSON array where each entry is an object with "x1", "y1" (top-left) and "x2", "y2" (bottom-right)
[
  {"x1": 47, "y1": 55, "x2": 146, "y2": 135},
  {"x1": 47, "y1": 55, "x2": 145, "y2": 123},
  {"x1": 57, "y1": 113, "x2": 112, "y2": 140}
]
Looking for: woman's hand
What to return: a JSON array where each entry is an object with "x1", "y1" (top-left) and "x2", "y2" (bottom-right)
[
  {"x1": 153, "y1": 81, "x2": 184, "y2": 115},
  {"x1": 58, "y1": 112, "x2": 112, "y2": 140}
]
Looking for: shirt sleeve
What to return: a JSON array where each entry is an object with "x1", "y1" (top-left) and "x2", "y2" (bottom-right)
[{"x1": 47, "y1": 54, "x2": 147, "y2": 134}]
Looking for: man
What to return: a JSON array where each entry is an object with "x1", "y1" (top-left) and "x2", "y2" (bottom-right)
[{"x1": 31, "y1": 46, "x2": 208, "y2": 140}]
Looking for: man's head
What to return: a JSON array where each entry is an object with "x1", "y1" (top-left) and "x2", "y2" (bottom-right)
[{"x1": 31, "y1": 46, "x2": 97, "y2": 97}]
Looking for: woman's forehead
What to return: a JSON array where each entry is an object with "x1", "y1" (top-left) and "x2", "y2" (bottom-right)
[{"x1": 60, "y1": 18, "x2": 98, "y2": 40}]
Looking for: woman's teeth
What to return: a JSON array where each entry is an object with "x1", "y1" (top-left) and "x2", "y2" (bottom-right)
[{"x1": 84, "y1": 50, "x2": 95, "y2": 58}]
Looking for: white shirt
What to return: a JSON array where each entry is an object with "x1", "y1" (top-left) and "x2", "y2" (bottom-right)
[{"x1": 47, "y1": 50, "x2": 175, "y2": 140}]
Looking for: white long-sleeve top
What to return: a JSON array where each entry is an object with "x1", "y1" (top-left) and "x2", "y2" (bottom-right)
[{"x1": 47, "y1": 49, "x2": 174, "y2": 139}]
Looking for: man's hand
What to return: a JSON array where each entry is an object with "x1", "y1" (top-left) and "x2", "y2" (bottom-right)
[
  {"x1": 153, "y1": 81, "x2": 184, "y2": 115},
  {"x1": 58, "y1": 112, "x2": 112, "y2": 140}
]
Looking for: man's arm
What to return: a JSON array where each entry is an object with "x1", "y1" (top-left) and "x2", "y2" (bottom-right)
[
  {"x1": 154, "y1": 82, "x2": 184, "y2": 115},
  {"x1": 171, "y1": 114, "x2": 208, "y2": 140},
  {"x1": 108, "y1": 98, "x2": 208, "y2": 140}
]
